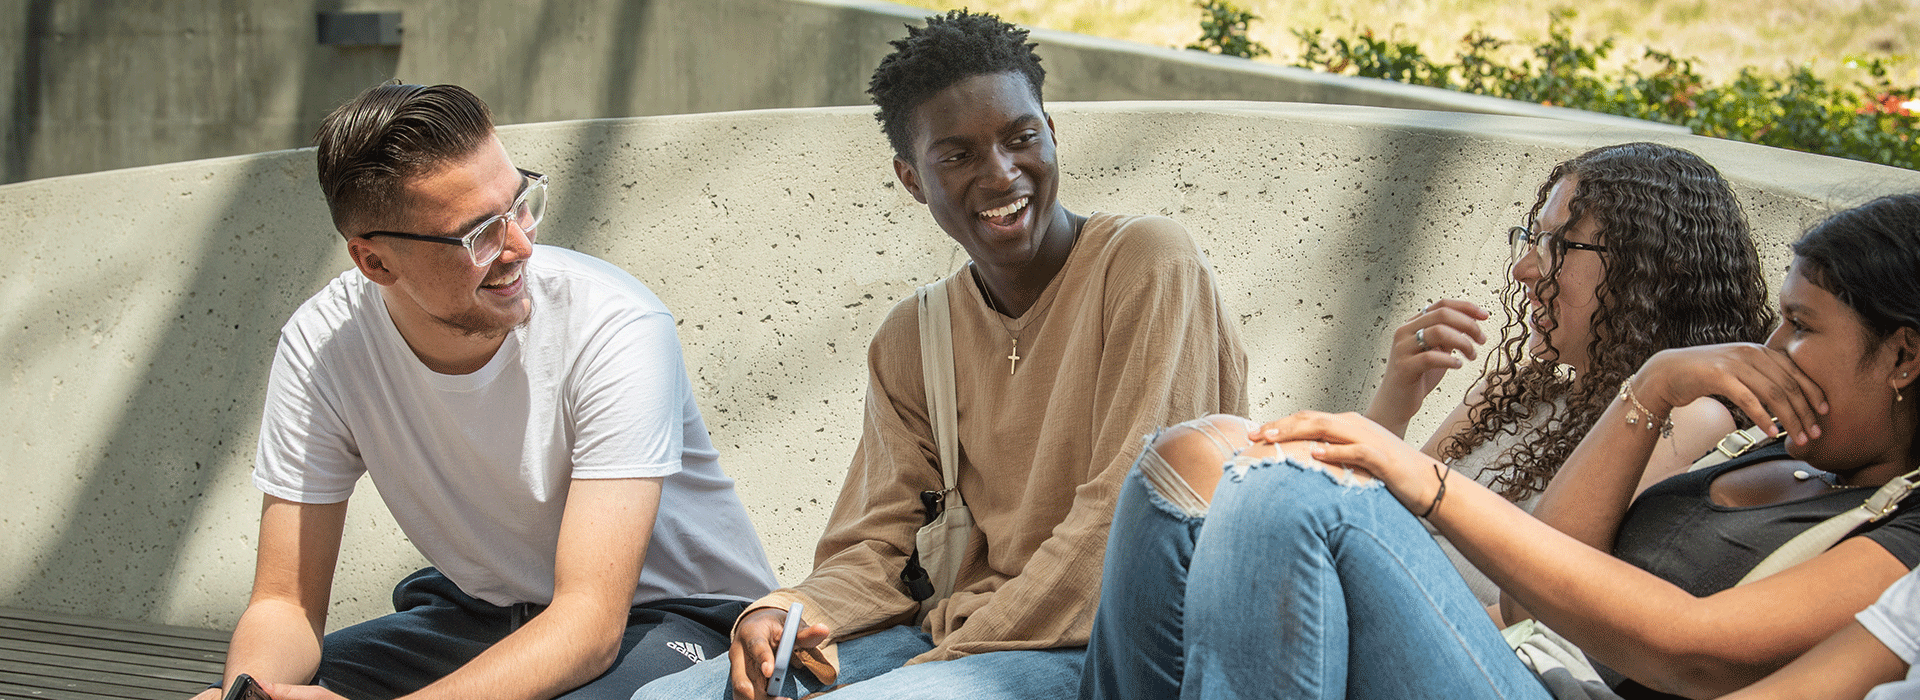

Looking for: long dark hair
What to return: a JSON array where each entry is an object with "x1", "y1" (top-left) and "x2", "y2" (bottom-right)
[{"x1": 1440, "y1": 143, "x2": 1777, "y2": 500}]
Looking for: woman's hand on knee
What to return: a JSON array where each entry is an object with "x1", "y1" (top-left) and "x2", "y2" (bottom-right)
[{"x1": 1252, "y1": 411, "x2": 1443, "y2": 511}]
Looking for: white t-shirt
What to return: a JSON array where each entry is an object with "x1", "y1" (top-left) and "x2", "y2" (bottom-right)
[
  {"x1": 1861, "y1": 567, "x2": 1920, "y2": 699},
  {"x1": 253, "y1": 245, "x2": 776, "y2": 607}
]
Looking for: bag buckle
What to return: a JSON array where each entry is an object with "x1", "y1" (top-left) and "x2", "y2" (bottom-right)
[
  {"x1": 1715, "y1": 429, "x2": 1761, "y2": 458},
  {"x1": 1865, "y1": 477, "x2": 1916, "y2": 520},
  {"x1": 919, "y1": 490, "x2": 945, "y2": 526}
]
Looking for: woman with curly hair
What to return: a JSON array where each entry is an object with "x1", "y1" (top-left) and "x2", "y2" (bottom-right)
[
  {"x1": 1363, "y1": 142, "x2": 1776, "y2": 606},
  {"x1": 1081, "y1": 193, "x2": 1920, "y2": 699}
]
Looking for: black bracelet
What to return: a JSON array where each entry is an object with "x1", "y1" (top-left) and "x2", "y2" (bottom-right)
[{"x1": 1417, "y1": 460, "x2": 1448, "y2": 519}]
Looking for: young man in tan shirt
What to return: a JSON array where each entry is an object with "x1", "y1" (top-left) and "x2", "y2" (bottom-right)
[{"x1": 634, "y1": 11, "x2": 1247, "y2": 700}]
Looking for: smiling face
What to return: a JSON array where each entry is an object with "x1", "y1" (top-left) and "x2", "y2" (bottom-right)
[
  {"x1": 347, "y1": 135, "x2": 535, "y2": 343},
  {"x1": 1511, "y1": 175, "x2": 1608, "y2": 375},
  {"x1": 892, "y1": 71, "x2": 1065, "y2": 272},
  {"x1": 1768, "y1": 260, "x2": 1914, "y2": 472}
]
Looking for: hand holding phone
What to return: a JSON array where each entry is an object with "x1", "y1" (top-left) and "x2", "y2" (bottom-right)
[
  {"x1": 766, "y1": 602, "x2": 804, "y2": 697},
  {"x1": 222, "y1": 674, "x2": 272, "y2": 700}
]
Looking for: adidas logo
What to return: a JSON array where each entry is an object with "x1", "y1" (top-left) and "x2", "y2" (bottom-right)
[{"x1": 667, "y1": 640, "x2": 707, "y2": 664}]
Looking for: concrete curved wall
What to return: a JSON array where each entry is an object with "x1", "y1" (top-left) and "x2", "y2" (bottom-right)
[
  {"x1": 2, "y1": 0, "x2": 1678, "y2": 184},
  {"x1": 4, "y1": 102, "x2": 1916, "y2": 630}
]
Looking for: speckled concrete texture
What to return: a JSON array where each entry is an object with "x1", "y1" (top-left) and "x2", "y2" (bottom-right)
[
  {"x1": 3, "y1": 102, "x2": 1916, "y2": 631},
  {"x1": 3, "y1": 0, "x2": 1675, "y2": 184}
]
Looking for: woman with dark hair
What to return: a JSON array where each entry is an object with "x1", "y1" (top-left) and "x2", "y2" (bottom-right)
[
  {"x1": 1364, "y1": 142, "x2": 1775, "y2": 606},
  {"x1": 1078, "y1": 193, "x2": 1920, "y2": 699}
]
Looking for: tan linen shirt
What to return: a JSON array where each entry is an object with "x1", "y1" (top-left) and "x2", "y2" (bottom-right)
[{"x1": 754, "y1": 212, "x2": 1249, "y2": 675}]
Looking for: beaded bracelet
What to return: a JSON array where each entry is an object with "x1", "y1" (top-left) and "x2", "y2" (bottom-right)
[
  {"x1": 1417, "y1": 460, "x2": 1448, "y2": 518},
  {"x1": 1618, "y1": 377, "x2": 1675, "y2": 439}
]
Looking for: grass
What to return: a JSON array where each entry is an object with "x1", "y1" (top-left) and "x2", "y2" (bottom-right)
[{"x1": 893, "y1": 0, "x2": 1920, "y2": 86}]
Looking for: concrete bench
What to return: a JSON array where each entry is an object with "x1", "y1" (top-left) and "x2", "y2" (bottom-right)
[
  {"x1": 0, "y1": 608, "x2": 225, "y2": 699},
  {"x1": 7, "y1": 103, "x2": 1920, "y2": 686}
]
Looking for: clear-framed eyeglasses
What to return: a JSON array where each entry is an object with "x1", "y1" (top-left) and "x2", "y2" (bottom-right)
[
  {"x1": 359, "y1": 169, "x2": 549, "y2": 267},
  {"x1": 1508, "y1": 225, "x2": 1608, "y2": 262}
]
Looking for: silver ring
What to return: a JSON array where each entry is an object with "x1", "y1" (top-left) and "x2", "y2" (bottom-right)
[{"x1": 1414, "y1": 328, "x2": 1431, "y2": 352}]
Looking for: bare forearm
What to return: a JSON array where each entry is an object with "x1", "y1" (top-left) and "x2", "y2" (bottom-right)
[
  {"x1": 400, "y1": 475, "x2": 664, "y2": 700},
  {"x1": 1442, "y1": 486, "x2": 1752, "y2": 693},
  {"x1": 1363, "y1": 389, "x2": 1418, "y2": 439},
  {"x1": 1527, "y1": 398, "x2": 1660, "y2": 551},
  {"x1": 1446, "y1": 483, "x2": 1893, "y2": 696},
  {"x1": 1723, "y1": 622, "x2": 1906, "y2": 700},
  {"x1": 399, "y1": 599, "x2": 627, "y2": 700},
  {"x1": 222, "y1": 598, "x2": 326, "y2": 688}
]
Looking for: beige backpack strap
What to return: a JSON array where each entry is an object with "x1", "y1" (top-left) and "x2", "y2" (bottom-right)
[
  {"x1": 1738, "y1": 466, "x2": 1920, "y2": 585},
  {"x1": 912, "y1": 279, "x2": 971, "y2": 607},
  {"x1": 916, "y1": 279, "x2": 961, "y2": 495},
  {"x1": 1688, "y1": 425, "x2": 1771, "y2": 472}
]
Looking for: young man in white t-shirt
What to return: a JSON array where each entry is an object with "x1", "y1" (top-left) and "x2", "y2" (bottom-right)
[{"x1": 196, "y1": 83, "x2": 777, "y2": 700}]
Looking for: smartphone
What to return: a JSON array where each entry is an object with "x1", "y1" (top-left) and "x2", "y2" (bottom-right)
[
  {"x1": 766, "y1": 602, "x2": 805, "y2": 697},
  {"x1": 222, "y1": 674, "x2": 272, "y2": 700}
]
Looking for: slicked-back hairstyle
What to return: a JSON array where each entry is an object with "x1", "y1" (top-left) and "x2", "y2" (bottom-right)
[
  {"x1": 314, "y1": 83, "x2": 495, "y2": 235},
  {"x1": 1441, "y1": 142, "x2": 1776, "y2": 500},
  {"x1": 868, "y1": 10, "x2": 1045, "y2": 162}
]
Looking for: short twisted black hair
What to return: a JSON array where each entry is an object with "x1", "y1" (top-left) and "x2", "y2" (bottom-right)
[
  {"x1": 314, "y1": 82, "x2": 494, "y2": 235},
  {"x1": 868, "y1": 10, "x2": 1046, "y2": 162}
]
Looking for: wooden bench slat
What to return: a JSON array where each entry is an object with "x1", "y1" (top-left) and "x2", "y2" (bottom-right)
[
  {"x1": 0, "y1": 627, "x2": 224, "y2": 664},
  {"x1": 0, "y1": 629, "x2": 224, "y2": 665},
  {"x1": 0, "y1": 610, "x2": 226, "y2": 644},
  {"x1": 0, "y1": 638, "x2": 221, "y2": 677},
  {"x1": 0, "y1": 669, "x2": 190, "y2": 700},
  {"x1": 0, "y1": 660, "x2": 206, "y2": 697},
  {"x1": 0, "y1": 677, "x2": 117, "y2": 700},
  {"x1": 0, "y1": 645, "x2": 218, "y2": 683},
  {"x1": 0, "y1": 618, "x2": 226, "y2": 655},
  {"x1": 0, "y1": 608, "x2": 230, "y2": 698}
]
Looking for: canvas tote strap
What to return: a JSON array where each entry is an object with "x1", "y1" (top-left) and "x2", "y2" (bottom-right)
[
  {"x1": 1682, "y1": 425, "x2": 1918, "y2": 584},
  {"x1": 1738, "y1": 465, "x2": 1920, "y2": 585},
  {"x1": 916, "y1": 279, "x2": 961, "y2": 495},
  {"x1": 1688, "y1": 425, "x2": 1770, "y2": 472}
]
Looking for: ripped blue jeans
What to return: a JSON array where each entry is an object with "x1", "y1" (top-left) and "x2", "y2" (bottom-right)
[{"x1": 1079, "y1": 417, "x2": 1550, "y2": 700}]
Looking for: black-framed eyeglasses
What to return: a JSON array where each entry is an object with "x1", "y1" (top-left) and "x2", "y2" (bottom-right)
[
  {"x1": 359, "y1": 169, "x2": 549, "y2": 267},
  {"x1": 1508, "y1": 225, "x2": 1607, "y2": 261}
]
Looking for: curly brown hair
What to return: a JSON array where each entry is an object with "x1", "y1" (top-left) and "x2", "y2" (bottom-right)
[{"x1": 1438, "y1": 143, "x2": 1776, "y2": 500}]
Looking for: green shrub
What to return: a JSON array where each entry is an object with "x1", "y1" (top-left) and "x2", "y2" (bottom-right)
[
  {"x1": 1284, "y1": 10, "x2": 1918, "y2": 170},
  {"x1": 1188, "y1": 1, "x2": 1270, "y2": 60}
]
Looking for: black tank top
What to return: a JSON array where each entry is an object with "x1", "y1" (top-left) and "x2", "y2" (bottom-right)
[{"x1": 1609, "y1": 441, "x2": 1920, "y2": 699}]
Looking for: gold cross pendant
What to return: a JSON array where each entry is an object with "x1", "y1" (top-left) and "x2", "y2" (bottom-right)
[{"x1": 1007, "y1": 338, "x2": 1020, "y2": 375}]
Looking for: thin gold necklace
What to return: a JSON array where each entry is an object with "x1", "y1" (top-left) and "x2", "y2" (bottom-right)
[
  {"x1": 1793, "y1": 469, "x2": 1859, "y2": 489},
  {"x1": 971, "y1": 265, "x2": 1022, "y2": 375}
]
